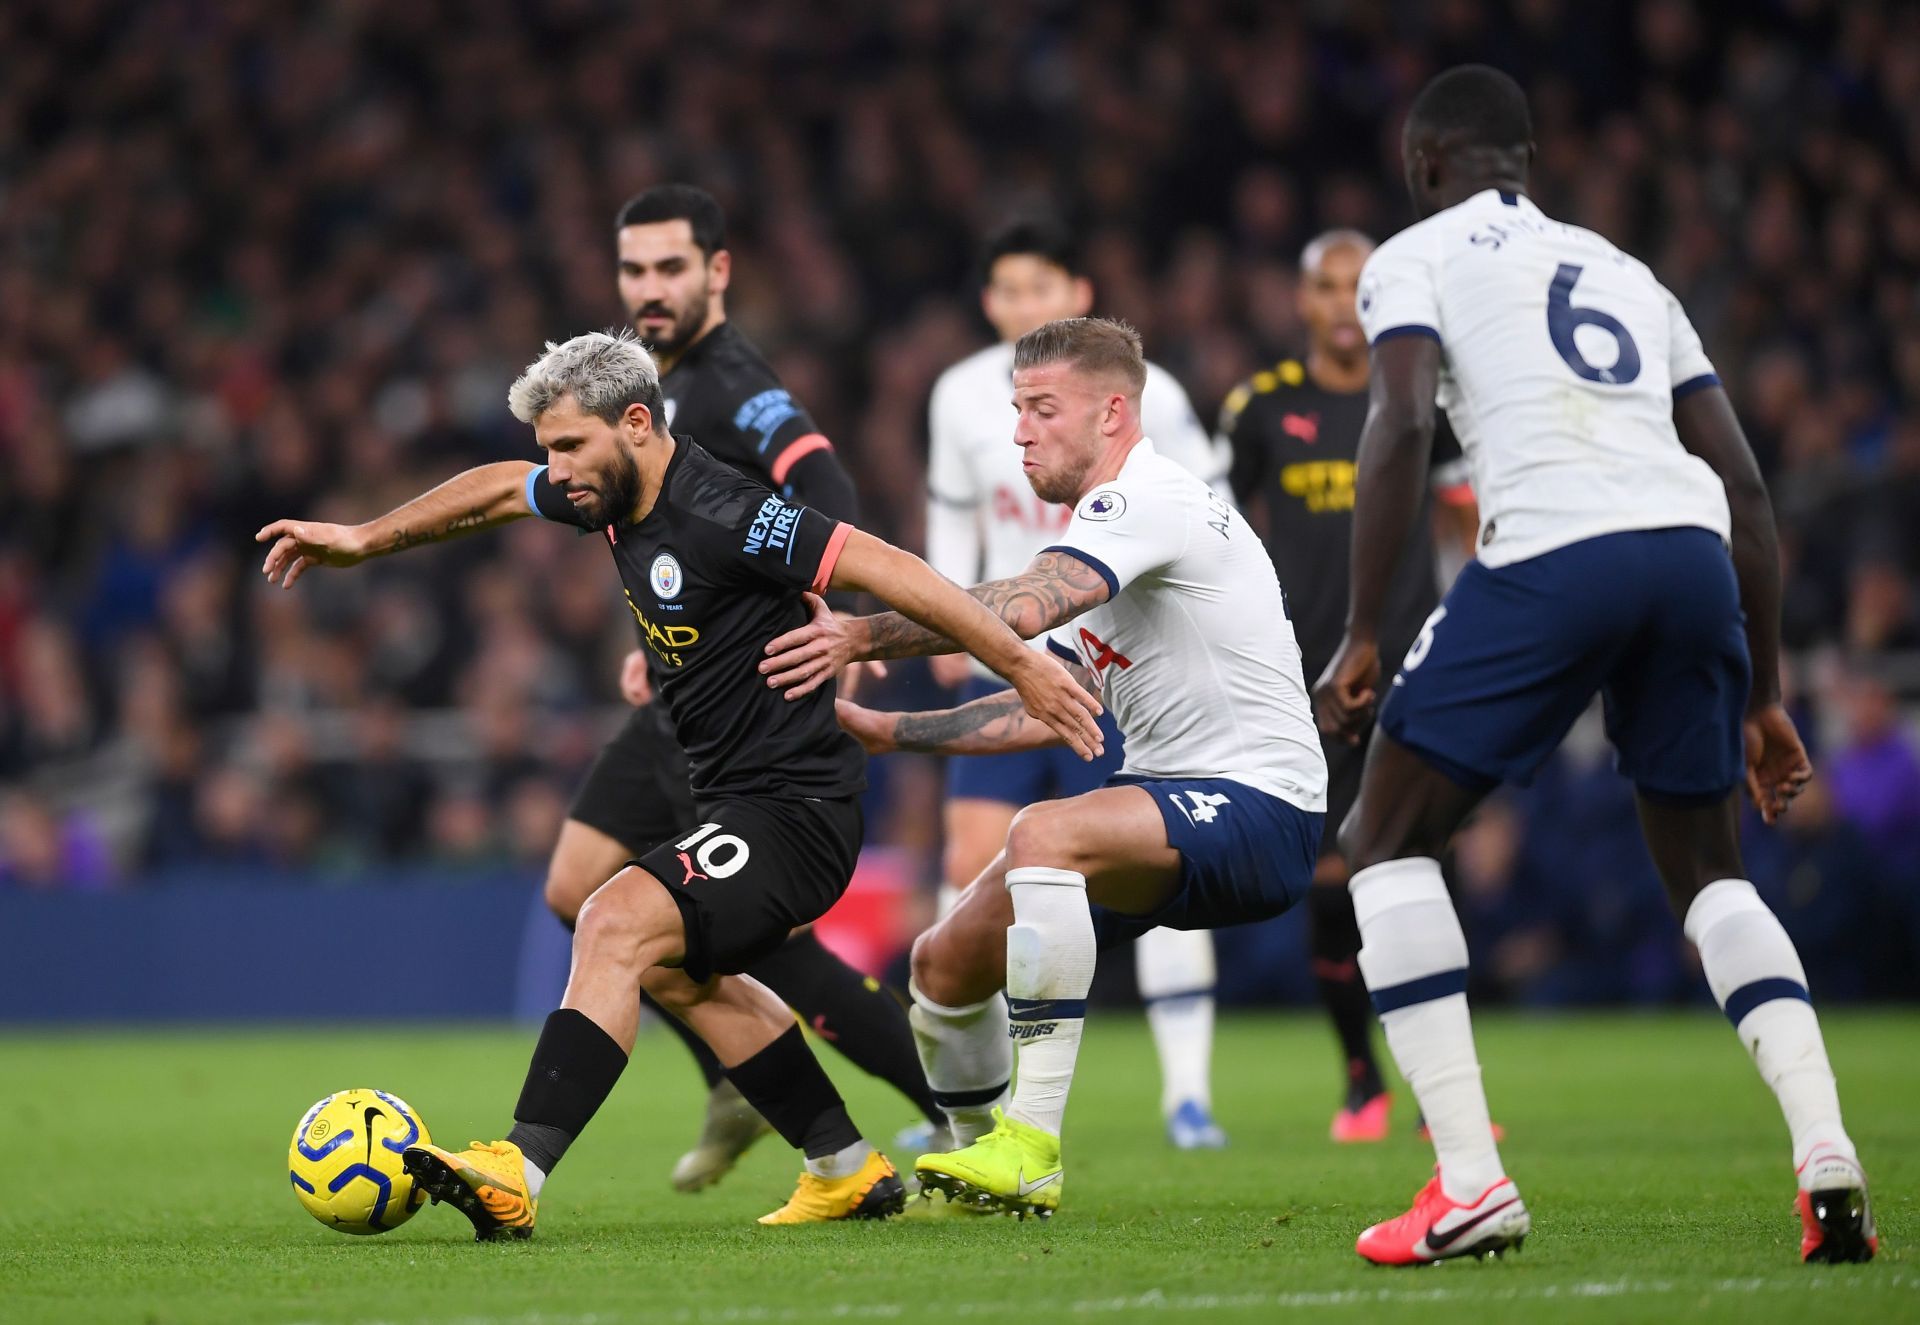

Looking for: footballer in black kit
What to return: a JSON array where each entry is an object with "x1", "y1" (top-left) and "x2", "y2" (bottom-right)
[
  {"x1": 556, "y1": 184, "x2": 943, "y2": 1193},
  {"x1": 255, "y1": 327, "x2": 1101, "y2": 1232},
  {"x1": 528, "y1": 437, "x2": 865, "y2": 980},
  {"x1": 1221, "y1": 230, "x2": 1477, "y2": 1141}
]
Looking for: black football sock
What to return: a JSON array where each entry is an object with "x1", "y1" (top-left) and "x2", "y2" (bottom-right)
[
  {"x1": 1308, "y1": 883, "x2": 1385, "y2": 1104},
  {"x1": 641, "y1": 987, "x2": 728, "y2": 1090},
  {"x1": 506, "y1": 1008, "x2": 629, "y2": 1176},
  {"x1": 750, "y1": 931, "x2": 945, "y2": 1129},
  {"x1": 724, "y1": 1023, "x2": 863, "y2": 1159}
]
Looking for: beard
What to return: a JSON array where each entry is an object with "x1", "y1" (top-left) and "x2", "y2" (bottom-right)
[
  {"x1": 572, "y1": 446, "x2": 643, "y2": 528},
  {"x1": 631, "y1": 288, "x2": 711, "y2": 358},
  {"x1": 1027, "y1": 454, "x2": 1092, "y2": 506}
]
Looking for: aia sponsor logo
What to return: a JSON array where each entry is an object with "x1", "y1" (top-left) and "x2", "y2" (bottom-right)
[{"x1": 1074, "y1": 626, "x2": 1132, "y2": 681}]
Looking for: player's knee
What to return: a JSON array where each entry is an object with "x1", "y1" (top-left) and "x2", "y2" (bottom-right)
[
  {"x1": 543, "y1": 866, "x2": 593, "y2": 928},
  {"x1": 1003, "y1": 802, "x2": 1077, "y2": 873},
  {"x1": 573, "y1": 871, "x2": 672, "y2": 972},
  {"x1": 910, "y1": 925, "x2": 972, "y2": 1006}
]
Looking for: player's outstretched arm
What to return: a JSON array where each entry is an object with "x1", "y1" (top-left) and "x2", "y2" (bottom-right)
[
  {"x1": 819, "y1": 530, "x2": 1104, "y2": 760},
  {"x1": 835, "y1": 688, "x2": 1067, "y2": 757},
  {"x1": 255, "y1": 461, "x2": 539, "y2": 589},
  {"x1": 761, "y1": 548, "x2": 1109, "y2": 685},
  {"x1": 1674, "y1": 384, "x2": 1813, "y2": 822},
  {"x1": 1314, "y1": 334, "x2": 1440, "y2": 743}
]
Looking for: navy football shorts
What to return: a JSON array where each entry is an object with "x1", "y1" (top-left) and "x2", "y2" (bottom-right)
[
  {"x1": 1091, "y1": 775, "x2": 1323, "y2": 948},
  {"x1": 1379, "y1": 526, "x2": 1751, "y2": 803}
]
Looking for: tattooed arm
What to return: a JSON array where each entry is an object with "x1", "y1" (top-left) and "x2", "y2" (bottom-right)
[
  {"x1": 257, "y1": 461, "x2": 538, "y2": 588},
  {"x1": 858, "y1": 550, "x2": 1111, "y2": 659},
  {"x1": 835, "y1": 662, "x2": 1097, "y2": 756},
  {"x1": 759, "y1": 549, "x2": 1110, "y2": 696}
]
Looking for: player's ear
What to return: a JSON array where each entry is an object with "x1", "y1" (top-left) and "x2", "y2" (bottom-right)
[
  {"x1": 624, "y1": 401, "x2": 654, "y2": 439},
  {"x1": 707, "y1": 247, "x2": 731, "y2": 295}
]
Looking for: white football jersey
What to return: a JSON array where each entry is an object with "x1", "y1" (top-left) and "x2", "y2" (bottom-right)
[
  {"x1": 1041, "y1": 440, "x2": 1327, "y2": 813},
  {"x1": 1357, "y1": 188, "x2": 1729, "y2": 568},
  {"x1": 927, "y1": 341, "x2": 1230, "y2": 677}
]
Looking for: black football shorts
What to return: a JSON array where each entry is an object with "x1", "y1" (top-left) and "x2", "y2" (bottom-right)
[
  {"x1": 634, "y1": 794, "x2": 864, "y2": 983},
  {"x1": 567, "y1": 705, "x2": 696, "y2": 854}
]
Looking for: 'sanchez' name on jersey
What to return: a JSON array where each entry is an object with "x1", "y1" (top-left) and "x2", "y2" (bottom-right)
[
  {"x1": 1358, "y1": 188, "x2": 1729, "y2": 567},
  {"x1": 1039, "y1": 440, "x2": 1327, "y2": 812}
]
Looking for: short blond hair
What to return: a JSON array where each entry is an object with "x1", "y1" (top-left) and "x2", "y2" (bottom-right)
[{"x1": 1012, "y1": 317, "x2": 1147, "y2": 396}]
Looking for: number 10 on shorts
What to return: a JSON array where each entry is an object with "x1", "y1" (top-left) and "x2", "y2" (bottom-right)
[
  {"x1": 674, "y1": 823, "x2": 751, "y2": 879},
  {"x1": 1170, "y1": 790, "x2": 1232, "y2": 825}
]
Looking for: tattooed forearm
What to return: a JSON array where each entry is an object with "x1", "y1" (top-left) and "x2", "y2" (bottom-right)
[
  {"x1": 383, "y1": 509, "x2": 491, "y2": 553},
  {"x1": 893, "y1": 692, "x2": 1048, "y2": 754},
  {"x1": 860, "y1": 551, "x2": 1111, "y2": 661}
]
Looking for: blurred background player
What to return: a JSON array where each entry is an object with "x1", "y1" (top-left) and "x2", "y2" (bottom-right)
[
  {"x1": 924, "y1": 221, "x2": 1234, "y2": 1149},
  {"x1": 546, "y1": 183, "x2": 944, "y2": 1190},
  {"x1": 1316, "y1": 65, "x2": 1873, "y2": 1265},
  {"x1": 1221, "y1": 229, "x2": 1477, "y2": 1142}
]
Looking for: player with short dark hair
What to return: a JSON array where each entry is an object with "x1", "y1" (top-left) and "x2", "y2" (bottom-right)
[
  {"x1": 256, "y1": 329, "x2": 1102, "y2": 1235},
  {"x1": 1222, "y1": 228, "x2": 1477, "y2": 1143},
  {"x1": 926, "y1": 220, "x2": 1234, "y2": 1150},
  {"x1": 762, "y1": 316, "x2": 1328, "y2": 1216},
  {"x1": 1314, "y1": 64, "x2": 1874, "y2": 1265},
  {"x1": 551, "y1": 182, "x2": 944, "y2": 1195}
]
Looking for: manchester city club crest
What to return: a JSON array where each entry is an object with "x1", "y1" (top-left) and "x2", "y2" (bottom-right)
[
  {"x1": 650, "y1": 552, "x2": 683, "y2": 600},
  {"x1": 1080, "y1": 490, "x2": 1126, "y2": 522}
]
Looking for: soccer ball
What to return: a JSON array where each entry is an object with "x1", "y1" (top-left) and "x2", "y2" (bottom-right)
[{"x1": 287, "y1": 1089, "x2": 432, "y2": 1235}]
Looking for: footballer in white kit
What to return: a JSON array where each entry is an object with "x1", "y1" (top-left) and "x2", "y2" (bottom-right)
[
  {"x1": 924, "y1": 222, "x2": 1236, "y2": 1151},
  {"x1": 1313, "y1": 65, "x2": 1873, "y2": 1266},
  {"x1": 764, "y1": 317, "x2": 1326, "y2": 1217}
]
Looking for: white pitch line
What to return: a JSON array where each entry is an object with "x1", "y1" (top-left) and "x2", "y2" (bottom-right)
[{"x1": 281, "y1": 1271, "x2": 1912, "y2": 1325}]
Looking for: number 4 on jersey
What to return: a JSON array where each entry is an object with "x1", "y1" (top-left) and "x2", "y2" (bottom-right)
[{"x1": 1169, "y1": 790, "x2": 1232, "y2": 825}]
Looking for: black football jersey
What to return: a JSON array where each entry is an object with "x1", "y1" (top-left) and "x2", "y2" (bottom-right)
[
  {"x1": 1223, "y1": 359, "x2": 1469, "y2": 681},
  {"x1": 527, "y1": 438, "x2": 866, "y2": 801},
  {"x1": 661, "y1": 322, "x2": 833, "y2": 500}
]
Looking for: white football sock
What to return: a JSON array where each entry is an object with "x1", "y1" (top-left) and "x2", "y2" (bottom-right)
[
  {"x1": 908, "y1": 983, "x2": 1010, "y2": 1147},
  {"x1": 1683, "y1": 879, "x2": 1855, "y2": 1172},
  {"x1": 804, "y1": 1137, "x2": 875, "y2": 1180},
  {"x1": 521, "y1": 1156, "x2": 547, "y2": 1199},
  {"x1": 1353, "y1": 856, "x2": 1505, "y2": 1203},
  {"x1": 1005, "y1": 866, "x2": 1097, "y2": 1138},
  {"x1": 935, "y1": 881, "x2": 964, "y2": 921},
  {"x1": 1136, "y1": 926, "x2": 1217, "y2": 1116}
]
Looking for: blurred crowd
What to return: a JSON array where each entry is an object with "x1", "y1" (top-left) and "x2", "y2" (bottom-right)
[{"x1": 2, "y1": 1, "x2": 1917, "y2": 997}]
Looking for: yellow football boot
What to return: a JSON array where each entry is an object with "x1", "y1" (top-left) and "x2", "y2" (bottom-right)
[
  {"x1": 915, "y1": 1108, "x2": 1062, "y2": 1219},
  {"x1": 757, "y1": 1150, "x2": 906, "y2": 1224},
  {"x1": 402, "y1": 1140, "x2": 538, "y2": 1241}
]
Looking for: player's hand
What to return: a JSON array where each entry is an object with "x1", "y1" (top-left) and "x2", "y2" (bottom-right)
[
  {"x1": 929, "y1": 653, "x2": 973, "y2": 690},
  {"x1": 618, "y1": 649, "x2": 653, "y2": 707},
  {"x1": 1313, "y1": 634, "x2": 1380, "y2": 745},
  {"x1": 833, "y1": 699, "x2": 899, "y2": 754},
  {"x1": 1007, "y1": 652, "x2": 1104, "y2": 761},
  {"x1": 836, "y1": 658, "x2": 889, "y2": 703},
  {"x1": 1744, "y1": 702, "x2": 1814, "y2": 825},
  {"x1": 760, "y1": 592, "x2": 862, "y2": 698},
  {"x1": 254, "y1": 520, "x2": 370, "y2": 589}
]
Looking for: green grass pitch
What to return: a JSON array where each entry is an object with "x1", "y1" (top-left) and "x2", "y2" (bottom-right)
[{"x1": 1, "y1": 1012, "x2": 1912, "y2": 1324}]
